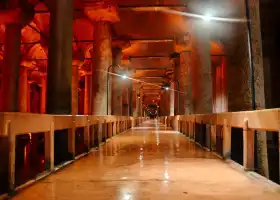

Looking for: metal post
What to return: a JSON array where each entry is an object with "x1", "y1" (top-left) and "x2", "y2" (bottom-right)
[
  {"x1": 245, "y1": 0, "x2": 256, "y2": 110},
  {"x1": 106, "y1": 65, "x2": 113, "y2": 115}
]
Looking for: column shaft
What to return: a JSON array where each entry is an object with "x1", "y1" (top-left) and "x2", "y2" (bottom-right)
[
  {"x1": 180, "y1": 52, "x2": 193, "y2": 115},
  {"x1": 0, "y1": 24, "x2": 21, "y2": 112},
  {"x1": 84, "y1": 75, "x2": 92, "y2": 115},
  {"x1": 47, "y1": 0, "x2": 73, "y2": 114},
  {"x1": 170, "y1": 82, "x2": 175, "y2": 116},
  {"x1": 111, "y1": 47, "x2": 122, "y2": 115},
  {"x1": 18, "y1": 67, "x2": 28, "y2": 112},
  {"x1": 192, "y1": 22, "x2": 212, "y2": 114},
  {"x1": 72, "y1": 66, "x2": 79, "y2": 115},
  {"x1": 91, "y1": 22, "x2": 112, "y2": 115},
  {"x1": 40, "y1": 75, "x2": 47, "y2": 113}
]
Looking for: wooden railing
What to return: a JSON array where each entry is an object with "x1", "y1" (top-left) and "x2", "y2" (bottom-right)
[
  {"x1": 0, "y1": 112, "x2": 147, "y2": 194},
  {"x1": 160, "y1": 108, "x2": 280, "y2": 177}
]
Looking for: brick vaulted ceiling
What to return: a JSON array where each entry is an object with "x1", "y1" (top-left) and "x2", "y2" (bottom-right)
[{"x1": 0, "y1": 0, "x2": 229, "y2": 105}]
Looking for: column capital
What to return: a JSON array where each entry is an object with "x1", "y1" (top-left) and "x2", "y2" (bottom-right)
[
  {"x1": 174, "y1": 33, "x2": 192, "y2": 53},
  {"x1": 84, "y1": 1, "x2": 119, "y2": 23},
  {"x1": 20, "y1": 60, "x2": 34, "y2": 69},
  {"x1": 72, "y1": 60, "x2": 84, "y2": 68},
  {"x1": 112, "y1": 40, "x2": 131, "y2": 50}
]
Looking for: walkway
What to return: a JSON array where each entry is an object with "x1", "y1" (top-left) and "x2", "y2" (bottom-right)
[{"x1": 14, "y1": 120, "x2": 280, "y2": 200}]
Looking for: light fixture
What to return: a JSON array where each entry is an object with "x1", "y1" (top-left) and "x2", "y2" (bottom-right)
[
  {"x1": 165, "y1": 87, "x2": 169, "y2": 91},
  {"x1": 202, "y1": 13, "x2": 212, "y2": 21},
  {"x1": 122, "y1": 75, "x2": 127, "y2": 79}
]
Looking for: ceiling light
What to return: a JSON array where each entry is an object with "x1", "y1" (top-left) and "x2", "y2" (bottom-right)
[
  {"x1": 202, "y1": 13, "x2": 212, "y2": 21},
  {"x1": 122, "y1": 75, "x2": 127, "y2": 79},
  {"x1": 165, "y1": 87, "x2": 169, "y2": 91}
]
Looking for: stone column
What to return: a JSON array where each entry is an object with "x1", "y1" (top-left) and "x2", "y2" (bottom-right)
[
  {"x1": 18, "y1": 66, "x2": 28, "y2": 112},
  {"x1": 122, "y1": 84, "x2": 131, "y2": 116},
  {"x1": 132, "y1": 84, "x2": 141, "y2": 117},
  {"x1": 222, "y1": 0, "x2": 269, "y2": 178},
  {"x1": 191, "y1": 21, "x2": 212, "y2": 114},
  {"x1": 139, "y1": 92, "x2": 143, "y2": 117},
  {"x1": 84, "y1": 75, "x2": 92, "y2": 115},
  {"x1": 47, "y1": 0, "x2": 74, "y2": 164},
  {"x1": 40, "y1": 74, "x2": 47, "y2": 114},
  {"x1": 47, "y1": 0, "x2": 73, "y2": 114},
  {"x1": 180, "y1": 51, "x2": 194, "y2": 115},
  {"x1": 111, "y1": 47, "x2": 123, "y2": 115},
  {"x1": 91, "y1": 22, "x2": 112, "y2": 115},
  {"x1": 72, "y1": 62, "x2": 80, "y2": 115},
  {"x1": 0, "y1": 24, "x2": 21, "y2": 112},
  {"x1": 160, "y1": 91, "x2": 170, "y2": 116},
  {"x1": 128, "y1": 80, "x2": 133, "y2": 116},
  {"x1": 170, "y1": 56, "x2": 181, "y2": 115},
  {"x1": 85, "y1": 2, "x2": 119, "y2": 116},
  {"x1": 136, "y1": 90, "x2": 141, "y2": 116},
  {"x1": 84, "y1": 2, "x2": 119, "y2": 146},
  {"x1": 132, "y1": 89, "x2": 137, "y2": 117},
  {"x1": 170, "y1": 82, "x2": 175, "y2": 116}
]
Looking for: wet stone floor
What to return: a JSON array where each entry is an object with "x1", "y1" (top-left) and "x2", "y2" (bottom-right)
[{"x1": 14, "y1": 120, "x2": 280, "y2": 200}]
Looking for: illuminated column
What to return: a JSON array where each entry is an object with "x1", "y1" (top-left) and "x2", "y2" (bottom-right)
[
  {"x1": 91, "y1": 22, "x2": 112, "y2": 115},
  {"x1": 122, "y1": 86, "x2": 130, "y2": 116},
  {"x1": 47, "y1": 0, "x2": 73, "y2": 114},
  {"x1": 191, "y1": 21, "x2": 212, "y2": 114},
  {"x1": 180, "y1": 51, "x2": 194, "y2": 115},
  {"x1": 132, "y1": 84, "x2": 140, "y2": 117},
  {"x1": 46, "y1": 0, "x2": 74, "y2": 164},
  {"x1": 84, "y1": 2, "x2": 119, "y2": 115},
  {"x1": 160, "y1": 90, "x2": 170, "y2": 116},
  {"x1": 84, "y1": 74, "x2": 92, "y2": 115},
  {"x1": 170, "y1": 55, "x2": 181, "y2": 115},
  {"x1": 72, "y1": 61, "x2": 81, "y2": 115},
  {"x1": 18, "y1": 66, "x2": 28, "y2": 112},
  {"x1": 0, "y1": 24, "x2": 21, "y2": 112},
  {"x1": 128, "y1": 79, "x2": 133, "y2": 116},
  {"x1": 136, "y1": 89, "x2": 141, "y2": 116},
  {"x1": 111, "y1": 47, "x2": 123, "y2": 115},
  {"x1": 170, "y1": 82, "x2": 175, "y2": 116},
  {"x1": 40, "y1": 74, "x2": 47, "y2": 114}
]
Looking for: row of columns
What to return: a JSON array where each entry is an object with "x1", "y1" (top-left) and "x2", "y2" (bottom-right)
[
  {"x1": 161, "y1": 0, "x2": 270, "y2": 180},
  {"x1": 0, "y1": 0, "x2": 142, "y2": 118}
]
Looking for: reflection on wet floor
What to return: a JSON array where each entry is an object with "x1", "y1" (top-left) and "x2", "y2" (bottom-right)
[{"x1": 14, "y1": 120, "x2": 280, "y2": 200}]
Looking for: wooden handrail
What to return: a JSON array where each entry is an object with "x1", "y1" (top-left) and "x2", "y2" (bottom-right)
[
  {"x1": 174, "y1": 108, "x2": 280, "y2": 131},
  {"x1": 0, "y1": 113, "x2": 146, "y2": 136}
]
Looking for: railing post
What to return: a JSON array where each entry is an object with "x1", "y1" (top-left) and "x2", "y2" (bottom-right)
[
  {"x1": 7, "y1": 121, "x2": 15, "y2": 191},
  {"x1": 113, "y1": 121, "x2": 116, "y2": 136},
  {"x1": 243, "y1": 119, "x2": 254, "y2": 171},
  {"x1": 210, "y1": 124, "x2": 216, "y2": 152},
  {"x1": 189, "y1": 121, "x2": 192, "y2": 139},
  {"x1": 188, "y1": 121, "x2": 191, "y2": 138},
  {"x1": 68, "y1": 119, "x2": 76, "y2": 159},
  {"x1": 223, "y1": 119, "x2": 231, "y2": 159},
  {"x1": 45, "y1": 121, "x2": 54, "y2": 171},
  {"x1": 102, "y1": 120, "x2": 107, "y2": 142},
  {"x1": 193, "y1": 119, "x2": 196, "y2": 141},
  {"x1": 110, "y1": 122, "x2": 113, "y2": 137},
  {"x1": 173, "y1": 116, "x2": 179, "y2": 131}
]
